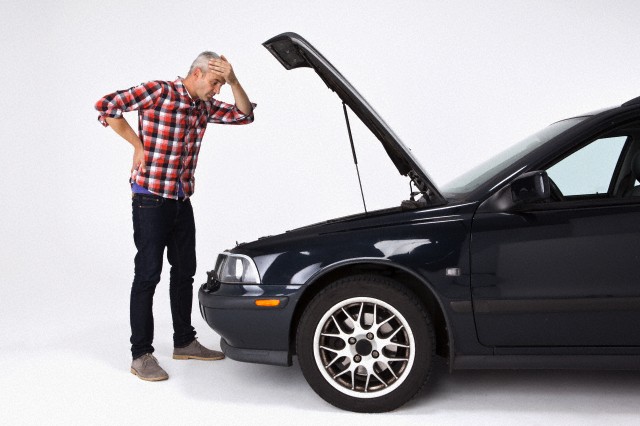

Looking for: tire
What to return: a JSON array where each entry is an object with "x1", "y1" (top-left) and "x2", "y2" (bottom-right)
[{"x1": 296, "y1": 274, "x2": 435, "y2": 412}]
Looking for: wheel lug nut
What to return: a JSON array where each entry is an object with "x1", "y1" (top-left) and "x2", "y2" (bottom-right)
[
  {"x1": 354, "y1": 355, "x2": 362, "y2": 363},
  {"x1": 366, "y1": 332, "x2": 374, "y2": 340},
  {"x1": 348, "y1": 337, "x2": 357, "y2": 345},
  {"x1": 372, "y1": 350, "x2": 379, "y2": 359}
]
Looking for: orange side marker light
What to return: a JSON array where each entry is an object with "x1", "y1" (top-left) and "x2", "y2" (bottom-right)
[{"x1": 255, "y1": 299, "x2": 281, "y2": 307}]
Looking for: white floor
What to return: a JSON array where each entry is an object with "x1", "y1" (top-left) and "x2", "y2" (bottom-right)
[{"x1": 3, "y1": 292, "x2": 639, "y2": 426}]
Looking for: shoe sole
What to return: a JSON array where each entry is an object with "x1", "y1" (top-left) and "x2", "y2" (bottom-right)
[
  {"x1": 172, "y1": 354, "x2": 225, "y2": 361},
  {"x1": 130, "y1": 368, "x2": 169, "y2": 381}
]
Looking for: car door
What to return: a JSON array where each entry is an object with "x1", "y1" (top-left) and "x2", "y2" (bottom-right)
[{"x1": 470, "y1": 132, "x2": 640, "y2": 347}]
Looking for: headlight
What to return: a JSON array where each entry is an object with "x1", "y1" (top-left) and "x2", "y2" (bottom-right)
[{"x1": 214, "y1": 252, "x2": 261, "y2": 284}]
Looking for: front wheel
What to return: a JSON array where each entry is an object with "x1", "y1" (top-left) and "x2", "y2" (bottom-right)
[{"x1": 296, "y1": 274, "x2": 435, "y2": 412}]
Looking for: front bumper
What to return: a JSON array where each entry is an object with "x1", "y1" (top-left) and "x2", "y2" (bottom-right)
[{"x1": 198, "y1": 280, "x2": 303, "y2": 366}]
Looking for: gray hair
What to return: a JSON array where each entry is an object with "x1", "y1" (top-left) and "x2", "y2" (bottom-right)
[{"x1": 188, "y1": 51, "x2": 220, "y2": 75}]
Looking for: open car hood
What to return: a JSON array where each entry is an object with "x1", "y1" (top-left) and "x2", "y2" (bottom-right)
[{"x1": 263, "y1": 32, "x2": 445, "y2": 205}]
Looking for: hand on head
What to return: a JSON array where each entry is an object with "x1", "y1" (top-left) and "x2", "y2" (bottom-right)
[{"x1": 208, "y1": 55, "x2": 238, "y2": 85}]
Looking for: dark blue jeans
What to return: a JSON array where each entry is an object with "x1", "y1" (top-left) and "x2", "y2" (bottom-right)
[{"x1": 130, "y1": 193, "x2": 197, "y2": 359}]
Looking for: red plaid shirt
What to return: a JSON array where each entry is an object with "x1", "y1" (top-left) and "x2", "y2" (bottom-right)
[{"x1": 96, "y1": 78, "x2": 255, "y2": 199}]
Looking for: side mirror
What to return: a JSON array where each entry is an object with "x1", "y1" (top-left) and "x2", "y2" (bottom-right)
[
  {"x1": 511, "y1": 171, "x2": 550, "y2": 203},
  {"x1": 477, "y1": 170, "x2": 552, "y2": 213}
]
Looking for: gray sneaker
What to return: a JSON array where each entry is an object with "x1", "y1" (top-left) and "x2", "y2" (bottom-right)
[
  {"x1": 173, "y1": 339, "x2": 225, "y2": 361},
  {"x1": 130, "y1": 354, "x2": 169, "y2": 381}
]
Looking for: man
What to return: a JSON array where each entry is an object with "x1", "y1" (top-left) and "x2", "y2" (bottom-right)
[{"x1": 95, "y1": 51, "x2": 255, "y2": 381}]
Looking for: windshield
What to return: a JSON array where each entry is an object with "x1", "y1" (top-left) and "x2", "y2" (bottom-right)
[{"x1": 441, "y1": 117, "x2": 587, "y2": 196}]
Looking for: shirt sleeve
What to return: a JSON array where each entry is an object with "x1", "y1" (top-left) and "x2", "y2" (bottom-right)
[
  {"x1": 206, "y1": 99, "x2": 257, "y2": 125},
  {"x1": 95, "y1": 81, "x2": 166, "y2": 127}
]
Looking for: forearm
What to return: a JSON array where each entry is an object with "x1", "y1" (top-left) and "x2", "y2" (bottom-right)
[
  {"x1": 228, "y1": 81, "x2": 253, "y2": 115},
  {"x1": 105, "y1": 117, "x2": 143, "y2": 150},
  {"x1": 105, "y1": 117, "x2": 147, "y2": 173}
]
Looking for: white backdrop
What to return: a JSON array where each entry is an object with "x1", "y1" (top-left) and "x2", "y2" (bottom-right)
[{"x1": 1, "y1": 1, "x2": 640, "y2": 424}]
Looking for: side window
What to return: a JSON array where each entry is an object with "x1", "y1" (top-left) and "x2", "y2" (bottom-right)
[{"x1": 546, "y1": 136, "x2": 627, "y2": 197}]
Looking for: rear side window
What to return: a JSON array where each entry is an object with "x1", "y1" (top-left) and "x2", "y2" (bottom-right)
[{"x1": 546, "y1": 136, "x2": 627, "y2": 196}]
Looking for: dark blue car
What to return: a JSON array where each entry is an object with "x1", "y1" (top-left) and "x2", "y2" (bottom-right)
[{"x1": 199, "y1": 32, "x2": 640, "y2": 412}]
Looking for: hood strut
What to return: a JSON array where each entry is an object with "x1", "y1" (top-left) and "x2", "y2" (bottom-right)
[
  {"x1": 342, "y1": 102, "x2": 367, "y2": 214},
  {"x1": 263, "y1": 32, "x2": 447, "y2": 207}
]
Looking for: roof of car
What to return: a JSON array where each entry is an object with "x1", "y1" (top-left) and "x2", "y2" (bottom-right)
[
  {"x1": 561, "y1": 99, "x2": 639, "y2": 123},
  {"x1": 568, "y1": 97, "x2": 640, "y2": 121},
  {"x1": 622, "y1": 95, "x2": 640, "y2": 106}
]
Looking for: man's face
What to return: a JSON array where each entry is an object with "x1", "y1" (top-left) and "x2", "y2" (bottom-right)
[{"x1": 194, "y1": 69, "x2": 225, "y2": 101}]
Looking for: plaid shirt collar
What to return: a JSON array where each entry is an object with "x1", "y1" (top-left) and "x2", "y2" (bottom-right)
[{"x1": 174, "y1": 77, "x2": 195, "y2": 103}]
